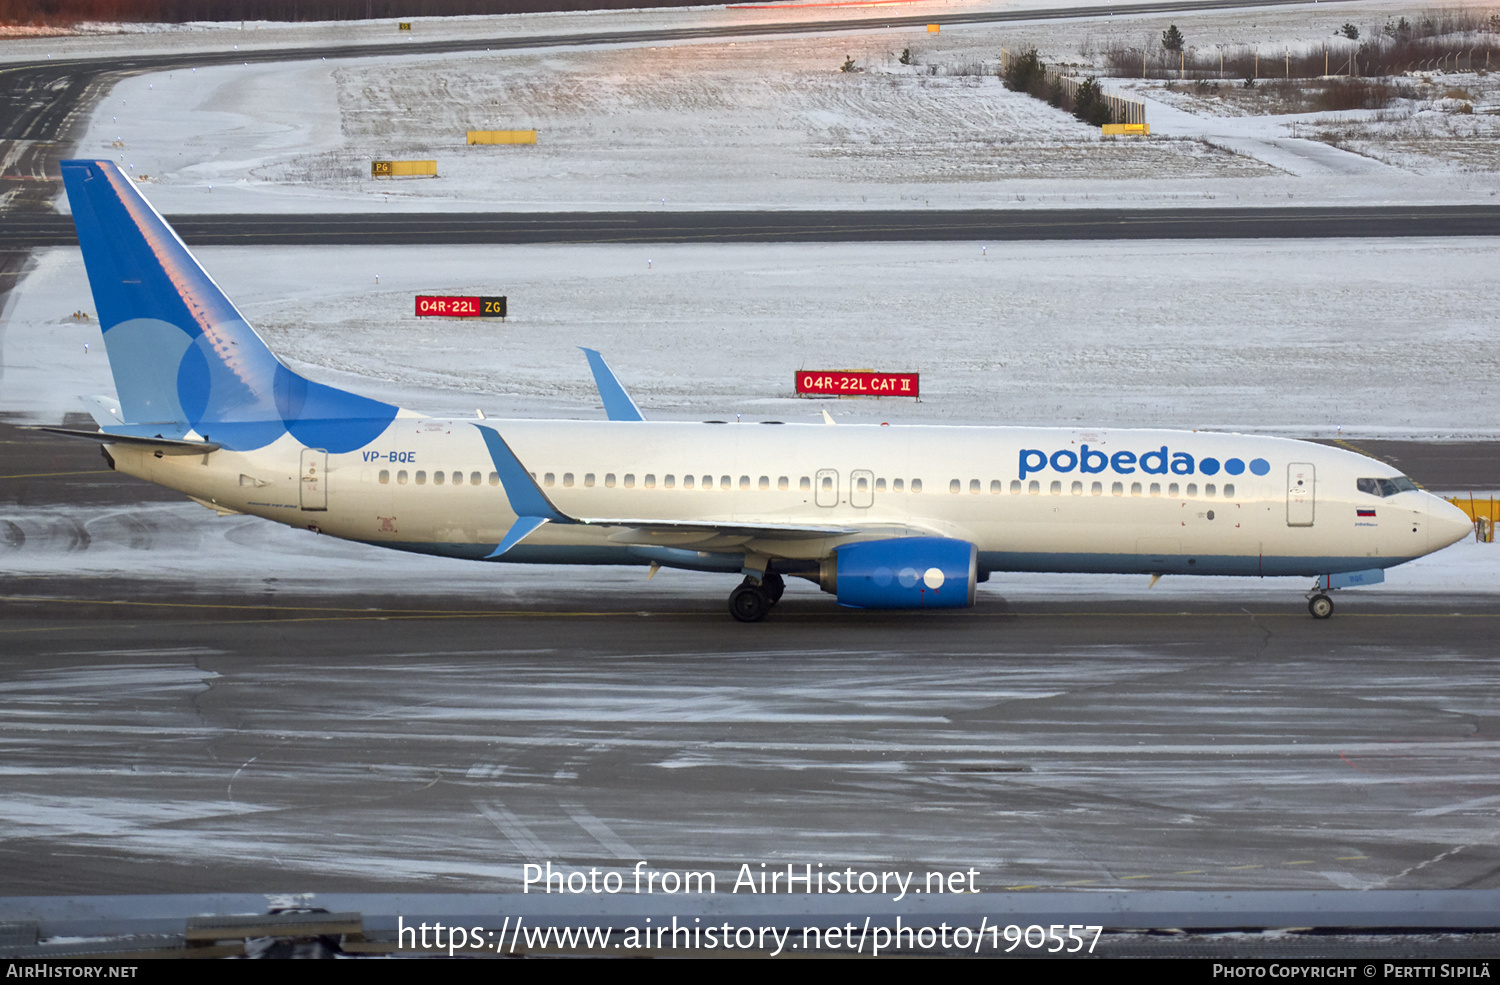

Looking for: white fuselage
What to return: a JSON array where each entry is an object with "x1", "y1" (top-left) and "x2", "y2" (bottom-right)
[{"x1": 106, "y1": 419, "x2": 1474, "y2": 579}]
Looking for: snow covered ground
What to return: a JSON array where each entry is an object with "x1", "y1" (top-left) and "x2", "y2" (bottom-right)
[
  {"x1": 0, "y1": 0, "x2": 1029, "y2": 63},
  {"x1": 1307, "y1": 81, "x2": 1500, "y2": 174},
  {"x1": 69, "y1": 39, "x2": 1274, "y2": 214},
  {"x1": 0, "y1": 0, "x2": 1329, "y2": 64},
  {"x1": 1133, "y1": 72, "x2": 1500, "y2": 175},
  {"x1": 54, "y1": 0, "x2": 1500, "y2": 213},
  {"x1": 8, "y1": 238, "x2": 1500, "y2": 438}
]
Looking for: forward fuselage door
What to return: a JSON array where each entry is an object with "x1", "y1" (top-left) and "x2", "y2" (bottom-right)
[
  {"x1": 850, "y1": 469, "x2": 874, "y2": 509},
  {"x1": 815, "y1": 469, "x2": 839, "y2": 508},
  {"x1": 300, "y1": 447, "x2": 328, "y2": 511},
  {"x1": 1286, "y1": 462, "x2": 1314, "y2": 526}
]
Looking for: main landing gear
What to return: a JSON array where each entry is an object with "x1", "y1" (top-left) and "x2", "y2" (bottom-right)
[{"x1": 728, "y1": 571, "x2": 784, "y2": 623}]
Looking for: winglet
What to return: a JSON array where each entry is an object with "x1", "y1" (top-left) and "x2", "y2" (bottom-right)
[{"x1": 579, "y1": 348, "x2": 646, "y2": 422}]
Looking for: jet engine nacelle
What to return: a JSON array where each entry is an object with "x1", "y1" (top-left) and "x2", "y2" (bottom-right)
[{"x1": 820, "y1": 537, "x2": 978, "y2": 609}]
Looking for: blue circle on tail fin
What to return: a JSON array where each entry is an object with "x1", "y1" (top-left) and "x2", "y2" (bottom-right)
[{"x1": 176, "y1": 342, "x2": 212, "y2": 424}]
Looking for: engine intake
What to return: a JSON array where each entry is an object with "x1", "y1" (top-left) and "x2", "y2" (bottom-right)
[{"x1": 820, "y1": 537, "x2": 977, "y2": 609}]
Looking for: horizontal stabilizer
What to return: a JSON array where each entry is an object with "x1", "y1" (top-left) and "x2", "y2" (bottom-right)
[
  {"x1": 80, "y1": 395, "x2": 125, "y2": 428},
  {"x1": 27, "y1": 426, "x2": 221, "y2": 455}
]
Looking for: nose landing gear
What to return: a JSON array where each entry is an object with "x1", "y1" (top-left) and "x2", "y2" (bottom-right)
[
  {"x1": 1307, "y1": 593, "x2": 1334, "y2": 619},
  {"x1": 1305, "y1": 569, "x2": 1384, "y2": 618}
]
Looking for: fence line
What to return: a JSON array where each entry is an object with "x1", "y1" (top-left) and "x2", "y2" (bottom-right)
[
  {"x1": 999, "y1": 48, "x2": 1146, "y2": 126},
  {"x1": 1103, "y1": 37, "x2": 1500, "y2": 81}
]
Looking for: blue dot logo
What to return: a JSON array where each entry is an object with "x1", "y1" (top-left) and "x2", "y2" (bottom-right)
[
  {"x1": 1249, "y1": 458, "x2": 1270, "y2": 476},
  {"x1": 1225, "y1": 458, "x2": 1245, "y2": 475},
  {"x1": 1200, "y1": 457, "x2": 1220, "y2": 475}
]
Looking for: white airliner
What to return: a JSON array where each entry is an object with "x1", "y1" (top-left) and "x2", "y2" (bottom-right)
[{"x1": 46, "y1": 159, "x2": 1473, "y2": 621}]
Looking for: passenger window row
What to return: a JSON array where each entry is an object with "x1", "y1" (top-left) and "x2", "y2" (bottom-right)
[
  {"x1": 524, "y1": 473, "x2": 803, "y2": 490},
  {"x1": 379, "y1": 470, "x2": 499, "y2": 486},
  {"x1": 370, "y1": 470, "x2": 942, "y2": 494},
  {"x1": 528, "y1": 473, "x2": 933, "y2": 492},
  {"x1": 374, "y1": 470, "x2": 1242, "y2": 499}
]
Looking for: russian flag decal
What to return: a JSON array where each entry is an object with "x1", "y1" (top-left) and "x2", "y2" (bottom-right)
[{"x1": 1357, "y1": 509, "x2": 1377, "y2": 517}]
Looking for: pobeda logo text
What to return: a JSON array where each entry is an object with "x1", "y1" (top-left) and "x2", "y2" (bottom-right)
[{"x1": 1018, "y1": 446, "x2": 1272, "y2": 481}]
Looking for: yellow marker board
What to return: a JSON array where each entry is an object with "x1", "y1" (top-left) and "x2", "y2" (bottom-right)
[
  {"x1": 1449, "y1": 497, "x2": 1499, "y2": 522},
  {"x1": 1102, "y1": 123, "x2": 1150, "y2": 135},
  {"x1": 927, "y1": 23, "x2": 939, "y2": 32},
  {"x1": 467, "y1": 130, "x2": 538, "y2": 145},
  {"x1": 371, "y1": 160, "x2": 438, "y2": 178},
  {"x1": 398, "y1": 22, "x2": 411, "y2": 30}
]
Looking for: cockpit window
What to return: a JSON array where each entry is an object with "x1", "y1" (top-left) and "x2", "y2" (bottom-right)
[{"x1": 1357, "y1": 476, "x2": 1419, "y2": 497}]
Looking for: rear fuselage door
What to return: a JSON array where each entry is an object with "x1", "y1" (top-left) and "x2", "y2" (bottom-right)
[
  {"x1": 850, "y1": 469, "x2": 874, "y2": 508},
  {"x1": 815, "y1": 469, "x2": 839, "y2": 508},
  {"x1": 301, "y1": 448, "x2": 328, "y2": 511},
  {"x1": 1286, "y1": 462, "x2": 1314, "y2": 526}
]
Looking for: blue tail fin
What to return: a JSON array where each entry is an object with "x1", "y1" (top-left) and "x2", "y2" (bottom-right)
[{"x1": 61, "y1": 160, "x2": 395, "y2": 453}]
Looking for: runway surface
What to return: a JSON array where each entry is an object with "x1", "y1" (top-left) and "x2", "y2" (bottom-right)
[
  {"x1": 3, "y1": 421, "x2": 1498, "y2": 902},
  {"x1": 10, "y1": 205, "x2": 1500, "y2": 247}
]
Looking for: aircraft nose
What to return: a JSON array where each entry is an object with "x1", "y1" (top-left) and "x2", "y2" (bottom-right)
[{"x1": 1427, "y1": 496, "x2": 1475, "y2": 550}]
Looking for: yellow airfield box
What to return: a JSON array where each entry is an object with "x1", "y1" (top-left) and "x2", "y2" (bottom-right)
[
  {"x1": 371, "y1": 160, "x2": 438, "y2": 178},
  {"x1": 467, "y1": 130, "x2": 539, "y2": 145}
]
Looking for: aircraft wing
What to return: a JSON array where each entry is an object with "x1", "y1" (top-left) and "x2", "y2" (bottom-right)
[
  {"x1": 475, "y1": 422, "x2": 920, "y2": 556},
  {"x1": 574, "y1": 517, "x2": 859, "y2": 536},
  {"x1": 576, "y1": 517, "x2": 863, "y2": 544},
  {"x1": 580, "y1": 518, "x2": 949, "y2": 556}
]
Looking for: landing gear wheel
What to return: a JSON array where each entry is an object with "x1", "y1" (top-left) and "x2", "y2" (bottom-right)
[
  {"x1": 761, "y1": 571, "x2": 785, "y2": 606},
  {"x1": 729, "y1": 583, "x2": 771, "y2": 623},
  {"x1": 1308, "y1": 594, "x2": 1334, "y2": 619}
]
